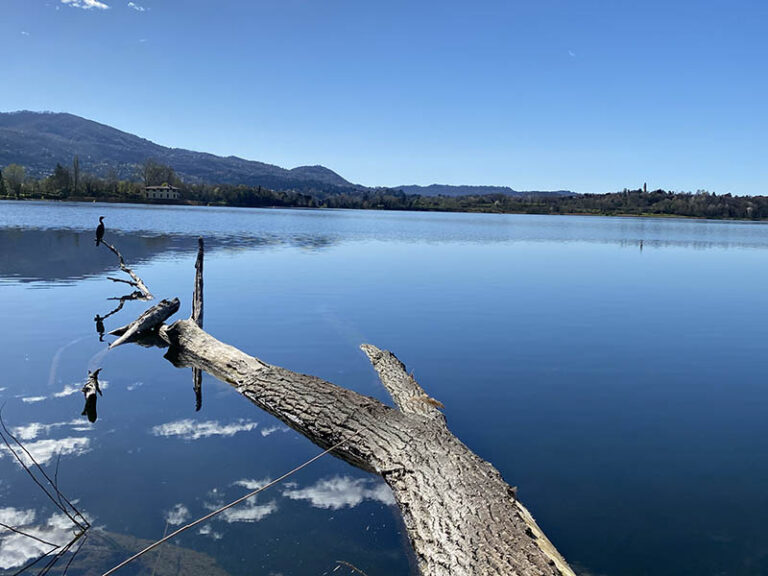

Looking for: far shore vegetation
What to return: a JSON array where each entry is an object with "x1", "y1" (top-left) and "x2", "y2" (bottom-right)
[{"x1": 1, "y1": 159, "x2": 767, "y2": 221}]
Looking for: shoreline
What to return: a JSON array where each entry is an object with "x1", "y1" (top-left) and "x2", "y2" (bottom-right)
[{"x1": 1, "y1": 195, "x2": 767, "y2": 224}]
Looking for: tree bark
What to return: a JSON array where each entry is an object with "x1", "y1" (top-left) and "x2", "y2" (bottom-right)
[{"x1": 155, "y1": 320, "x2": 574, "y2": 576}]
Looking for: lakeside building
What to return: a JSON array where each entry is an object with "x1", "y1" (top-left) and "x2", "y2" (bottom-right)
[{"x1": 144, "y1": 184, "x2": 181, "y2": 200}]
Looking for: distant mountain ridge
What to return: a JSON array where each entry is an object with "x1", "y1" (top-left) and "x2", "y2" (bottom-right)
[
  {"x1": 395, "y1": 184, "x2": 574, "y2": 197},
  {"x1": 0, "y1": 111, "x2": 357, "y2": 193},
  {"x1": 0, "y1": 111, "x2": 574, "y2": 197}
]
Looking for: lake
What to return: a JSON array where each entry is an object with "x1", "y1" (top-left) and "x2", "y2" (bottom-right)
[{"x1": 2, "y1": 200, "x2": 768, "y2": 575}]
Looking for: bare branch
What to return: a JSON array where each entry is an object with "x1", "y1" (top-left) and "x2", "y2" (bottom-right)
[
  {"x1": 101, "y1": 241, "x2": 153, "y2": 300},
  {"x1": 360, "y1": 344, "x2": 445, "y2": 422}
]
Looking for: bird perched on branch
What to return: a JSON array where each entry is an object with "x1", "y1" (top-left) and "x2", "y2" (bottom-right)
[{"x1": 95, "y1": 216, "x2": 105, "y2": 246}]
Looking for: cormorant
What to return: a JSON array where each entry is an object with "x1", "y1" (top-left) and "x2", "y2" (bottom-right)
[
  {"x1": 81, "y1": 368, "x2": 103, "y2": 423},
  {"x1": 94, "y1": 314, "x2": 105, "y2": 342},
  {"x1": 95, "y1": 216, "x2": 105, "y2": 246}
]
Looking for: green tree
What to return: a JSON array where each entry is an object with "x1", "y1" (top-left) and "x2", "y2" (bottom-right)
[
  {"x1": 49, "y1": 163, "x2": 71, "y2": 196},
  {"x1": 4, "y1": 164, "x2": 25, "y2": 196},
  {"x1": 0, "y1": 168, "x2": 6, "y2": 197},
  {"x1": 73, "y1": 155, "x2": 80, "y2": 195},
  {"x1": 139, "y1": 159, "x2": 181, "y2": 187}
]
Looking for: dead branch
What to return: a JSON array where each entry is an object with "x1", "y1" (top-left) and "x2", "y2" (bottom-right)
[
  {"x1": 192, "y1": 237, "x2": 203, "y2": 328},
  {"x1": 108, "y1": 298, "x2": 180, "y2": 349},
  {"x1": 101, "y1": 241, "x2": 153, "y2": 300}
]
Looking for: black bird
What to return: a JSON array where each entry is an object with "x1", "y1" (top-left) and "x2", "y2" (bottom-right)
[
  {"x1": 81, "y1": 368, "x2": 103, "y2": 423},
  {"x1": 95, "y1": 216, "x2": 105, "y2": 246},
  {"x1": 94, "y1": 314, "x2": 105, "y2": 342}
]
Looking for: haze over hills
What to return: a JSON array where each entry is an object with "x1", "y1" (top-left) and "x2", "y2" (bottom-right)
[
  {"x1": 395, "y1": 184, "x2": 574, "y2": 197},
  {"x1": 0, "y1": 111, "x2": 573, "y2": 196}
]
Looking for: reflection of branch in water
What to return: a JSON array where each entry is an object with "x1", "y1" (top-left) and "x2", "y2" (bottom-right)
[
  {"x1": 192, "y1": 239, "x2": 204, "y2": 412},
  {"x1": 193, "y1": 368, "x2": 202, "y2": 412},
  {"x1": 0, "y1": 411, "x2": 90, "y2": 576},
  {"x1": 94, "y1": 291, "x2": 144, "y2": 342}
]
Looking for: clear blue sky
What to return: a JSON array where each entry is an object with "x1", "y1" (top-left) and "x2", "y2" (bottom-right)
[{"x1": 2, "y1": 0, "x2": 767, "y2": 194}]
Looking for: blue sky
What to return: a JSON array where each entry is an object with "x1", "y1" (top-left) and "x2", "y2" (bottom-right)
[{"x1": 2, "y1": 0, "x2": 767, "y2": 194}]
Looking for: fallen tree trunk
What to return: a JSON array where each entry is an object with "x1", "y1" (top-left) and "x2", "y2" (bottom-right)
[
  {"x1": 157, "y1": 320, "x2": 573, "y2": 575},
  {"x1": 116, "y1": 239, "x2": 574, "y2": 576}
]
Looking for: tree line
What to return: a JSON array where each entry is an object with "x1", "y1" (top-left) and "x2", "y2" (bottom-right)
[{"x1": 1, "y1": 159, "x2": 767, "y2": 220}]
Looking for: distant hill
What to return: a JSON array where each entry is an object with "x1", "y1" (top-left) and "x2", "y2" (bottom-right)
[
  {"x1": 0, "y1": 111, "x2": 574, "y2": 197},
  {"x1": 0, "y1": 111, "x2": 358, "y2": 193},
  {"x1": 395, "y1": 184, "x2": 575, "y2": 197}
]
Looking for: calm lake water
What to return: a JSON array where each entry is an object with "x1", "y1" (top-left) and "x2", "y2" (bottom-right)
[{"x1": 2, "y1": 200, "x2": 768, "y2": 575}]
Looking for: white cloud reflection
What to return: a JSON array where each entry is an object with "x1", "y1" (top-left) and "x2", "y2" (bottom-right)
[
  {"x1": 0, "y1": 511, "x2": 81, "y2": 570},
  {"x1": 53, "y1": 385, "x2": 81, "y2": 398},
  {"x1": 283, "y1": 476, "x2": 395, "y2": 510},
  {"x1": 0, "y1": 437, "x2": 91, "y2": 466},
  {"x1": 0, "y1": 507, "x2": 36, "y2": 527},
  {"x1": 151, "y1": 419, "x2": 259, "y2": 440},
  {"x1": 197, "y1": 524, "x2": 223, "y2": 540},
  {"x1": 164, "y1": 504, "x2": 190, "y2": 526},
  {"x1": 233, "y1": 478, "x2": 271, "y2": 491},
  {"x1": 11, "y1": 420, "x2": 81, "y2": 441},
  {"x1": 218, "y1": 500, "x2": 277, "y2": 524},
  {"x1": 260, "y1": 425, "x2": 289, "y2": 437}
]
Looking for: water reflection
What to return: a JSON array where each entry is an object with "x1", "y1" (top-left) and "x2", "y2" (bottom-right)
[
  {"x1": 80, "y1": 369, "x2": 102, "y2": 424},
  {"x1": 6, "y1": 203, "x2": 768, "y2": 576},
  {"x1": 0, "y1": 227, "x2": 339, "y2": 286}
]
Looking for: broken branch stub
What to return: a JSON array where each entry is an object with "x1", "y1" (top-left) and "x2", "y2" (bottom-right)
[
  {"x1": 109, "y1": 298, "x2": 180, "y2": 348},
  {"x1": 191, "y1": 237, "x2": 203, "y2": 328}
]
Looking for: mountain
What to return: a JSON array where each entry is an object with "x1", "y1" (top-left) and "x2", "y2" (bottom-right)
[
  {"x1": 0, "y1": 111, "x2": 358, "y2": 192},
  {"x1": 0, "y1": 111, "x2": 574, "y2": 197},
  {"x1": 395, "y1": 184, "x2": 575, "y2": 197}
]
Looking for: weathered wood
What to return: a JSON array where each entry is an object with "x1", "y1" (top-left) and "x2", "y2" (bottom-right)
[
  {"x1": 101, "y1": 241, "x2": 153, "y2": 300},
  {"x1": 191, "y1": 237, "x2": 204, "y2": 328},
  {"x1": 157, "y1": 319, "x2": 574, "y2": 576},
  {"x1": 360, "y1": 344, "x2": 446, "y2": 422},
  {"x1": 109, "y1": 298, "x2": 180, "y2": 349}
]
